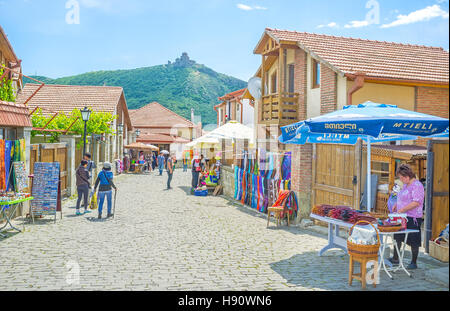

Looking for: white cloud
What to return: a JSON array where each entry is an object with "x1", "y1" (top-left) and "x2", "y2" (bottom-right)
[
  {"x1": 344, "y1": 20, "x2": 370, "y2": 28},
  {"x1": 381, "y1": 5, "x2": 449, "y2": 28},
  {"x1": 317, "y1": 22, "x2": 339, "y2": 29},
  {"x1": 237, "y1": 3, "x2": 267, "y2": 11}
]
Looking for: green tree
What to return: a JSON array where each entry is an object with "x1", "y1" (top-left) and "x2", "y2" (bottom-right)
[
  {"x1": 31, "y1": 108, "x2": 117, "y2": 147},
  {"x1": 0, "y1": 66, "x2": 16, "y2": 102}
]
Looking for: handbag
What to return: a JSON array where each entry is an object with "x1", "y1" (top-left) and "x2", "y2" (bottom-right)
[{"x1": 89, "y1": 192, "x2": 98, "y2": 210}]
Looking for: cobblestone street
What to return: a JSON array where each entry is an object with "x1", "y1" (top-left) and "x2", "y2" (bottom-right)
[{"x1": 0, "y1": 170, "x2": 448, "y2": 291}]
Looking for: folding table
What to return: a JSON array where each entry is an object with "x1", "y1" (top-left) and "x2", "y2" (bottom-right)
[
  {"x1": 0, "y1": 197, "x2": 34, "y2": 237},
  {"x1": 310, "y1": 213, "x2": 418, "y2": 279}
]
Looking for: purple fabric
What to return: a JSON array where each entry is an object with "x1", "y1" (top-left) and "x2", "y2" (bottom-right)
[{"x1": 397, "y1": 180, "x2": 424, "y2": 218}]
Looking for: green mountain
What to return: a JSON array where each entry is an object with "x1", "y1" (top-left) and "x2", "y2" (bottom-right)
[{"x1": 24, "y1": 53, "x2": 247, "y2": 125}]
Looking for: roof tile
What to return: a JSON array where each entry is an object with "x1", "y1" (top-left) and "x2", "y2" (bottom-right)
[{"x1": 264, "y1": 28, "x2": 449, "y2": 84}]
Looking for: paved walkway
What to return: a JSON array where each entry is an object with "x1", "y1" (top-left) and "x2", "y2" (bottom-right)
[{"x1": 0, "y1": 170, "x2": 448, "y2": 291}]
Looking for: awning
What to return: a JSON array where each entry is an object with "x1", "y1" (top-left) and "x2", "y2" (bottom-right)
[{"x1": 0, "y1": 101, "x2": 32, "y2": 127}]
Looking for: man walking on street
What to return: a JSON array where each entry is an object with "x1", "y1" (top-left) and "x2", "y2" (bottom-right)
[
  {"x1": 166, "y1": 154, "x2": 174, "y2": 190},
  {"x1": 82, "y1": 153, "x2": 96, "y2": 206},
  {"x1": 157, "y1": 152, "x2": 165, "y2": 176}
]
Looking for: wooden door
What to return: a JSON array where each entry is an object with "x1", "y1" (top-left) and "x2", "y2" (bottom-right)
[
  {"x1": 313, "y1": 141, "x2": 362, "y2": 209},
  {"x1": 426, "y1": 140, "x2": 449, "y2": 243}
]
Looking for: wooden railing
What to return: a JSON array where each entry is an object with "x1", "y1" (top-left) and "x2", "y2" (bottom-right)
[{"x1": 261, "y1": 92, "x2": 299, "y2": 125}]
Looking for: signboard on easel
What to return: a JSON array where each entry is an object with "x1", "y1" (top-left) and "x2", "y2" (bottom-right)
[
  {"x1": 30, "y1": 162, "x2": 61, "y2": 222},
  {"x1": 13, "y1": 162, "x2": 29, "y2": 193}
]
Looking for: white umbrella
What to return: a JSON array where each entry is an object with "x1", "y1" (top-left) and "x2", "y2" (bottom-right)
[
  {"x1": 160, "y1": 150, "x2": 170, "y2": 154},
  {"x1": 206, "y1": 120, "x2": 254, "y2": 143},
  {"x1": 185, "y1": 136, "x2": 220, "y2": 149}
]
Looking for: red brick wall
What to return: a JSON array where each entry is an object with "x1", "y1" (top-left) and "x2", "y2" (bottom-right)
[
  {"x1": 416, "y1": 86, "x2": 449, "y2": 118},
  {"x1": 291, "y1": 144, "x2": 313, "y2": 193},
  {"x1": 415, "y1": 86, "x2": 449, "y2": 146},
  {"x1": 294, "y1": 48, "x2": 307, "y2": 120},
  {"x1": 320, "y1": 64, "x2": 337, "y2": 114},
  {"x1": 291, "y1": 49, "x2": 313, "y2": 214}
]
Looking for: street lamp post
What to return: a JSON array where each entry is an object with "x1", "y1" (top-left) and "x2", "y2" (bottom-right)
[
  {"x1": 80, "y1": 107, "x2": 92, "y2": 157},
  {"x1": 118, "y1": 124, "x2": 124, "y2": 159}
]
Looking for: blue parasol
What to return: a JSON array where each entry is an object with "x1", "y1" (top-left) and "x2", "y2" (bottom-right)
[{"x1": 279, "y1": 101, "x2": 449, "y2": 211}]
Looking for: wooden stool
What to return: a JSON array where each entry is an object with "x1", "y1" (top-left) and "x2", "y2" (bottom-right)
[
  {"x1": 267, "y1": 206, "x2": 289, "y2": 227},
  {"x1": 348, "y1": 255, "x2": 378, "y2": 289}
]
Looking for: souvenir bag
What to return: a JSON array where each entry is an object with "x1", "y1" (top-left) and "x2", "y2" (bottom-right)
[{"x1": 89, "y1": 192, "x2": 98, "y2": 210}]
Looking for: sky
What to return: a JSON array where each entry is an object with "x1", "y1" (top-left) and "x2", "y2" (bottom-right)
[{"x1": 1, "y1": 0, "x2": 449, "y2": 81}]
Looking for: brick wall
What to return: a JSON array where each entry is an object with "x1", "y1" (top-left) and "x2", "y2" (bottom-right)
[
  {"x1": 416, "y1": 86, "x2": 449, "y2": 118},
  {"x1": 294, "y1": 48, "x2": 307, "y2": 120},
  {"x1": 320, "y1": 64, "x2": 337, "y2": 114},
  {"x1": 415, "y1": 86, "x2": 449, "y2": 146},
  {"x1": 291, "y1": 49, "x2": 313, "y2": 220}
]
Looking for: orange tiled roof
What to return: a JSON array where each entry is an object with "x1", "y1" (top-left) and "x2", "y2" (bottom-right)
[
  {"x1": 129, "y1": 102, "x2": 194, "y2": 128},
  {"x1": 0, "y1": 100, "x2": 32, "y2": 127},
  {"x1": 137, "y1": 133, "x2": 177, "y2": 144},
  {"x1": 259, "y1": 28, "x2": 449, "y2": 85},
  {"x1": 15, "y1": 84, "x2": 132, "y2": 128},
  {"x1": 218, "y1": 88, "x2": 246, "y2": 101}
]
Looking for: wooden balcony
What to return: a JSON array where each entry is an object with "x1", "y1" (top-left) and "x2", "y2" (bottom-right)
[{"x1": 260, "y1": 92, "x2": 299, "y2": 126}]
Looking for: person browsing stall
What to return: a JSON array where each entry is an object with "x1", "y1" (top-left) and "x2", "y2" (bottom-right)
[
  {"x1": 93, "y1": 162, "x2": 117, "y2": 219},
  {"x1": 390, "y1": 164, "x2": 425, "y2": 270},
  {"x1": 75, "y1": 160, "x2": 91, "y2": 216}
]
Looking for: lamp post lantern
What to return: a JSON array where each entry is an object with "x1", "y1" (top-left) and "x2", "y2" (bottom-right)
[
  {"x1": 136, "y1": 129, "x2": 141, "y2": 138},
  {"x1": 80, "y1": 107, "x2": 92, "y2": 157}
]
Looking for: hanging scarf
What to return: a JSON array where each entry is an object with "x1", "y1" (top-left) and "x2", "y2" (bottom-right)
[
  {"x1": 20, "y1": 139, "x2": 26, "y2": 162},
  {"x1": 259, "y1": 148, "x2": 266, "y2": 177},
  {"x1": 5, "y1": 141, "x2": 13, "y2": 191},
  {"x1": 251, "y1": 173, "x2": 258, "y2": 209},
  {"x1": 281, "y1": 152, "x2": 292, "y2": 180},
  {"x1": 234, "y1": 165, "x2": 239, "y2": 200},
  {"x1": 0, "y1": 140, "x2": 5, "y2": 191}
]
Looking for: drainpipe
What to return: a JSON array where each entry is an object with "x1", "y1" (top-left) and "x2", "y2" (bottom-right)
[{"x1": 345, "y1": 72, "x2": 366, "y2": 106}]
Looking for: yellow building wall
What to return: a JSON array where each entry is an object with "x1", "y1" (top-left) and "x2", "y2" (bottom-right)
[{"x1": 348, "y1": 81, "x2": 415, "y2": 111}]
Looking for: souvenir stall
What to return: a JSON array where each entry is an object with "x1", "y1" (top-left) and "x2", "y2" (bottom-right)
[
  {"x1": 233, "y1": 149, "x2": 297, "y2": 219},
  {"x1": 0, "y1": 138, "x2": 34, "y2": 236},
  {"x1": 279, "y1": 101, "x2": 449, "y2": 285},
  {"x1": 124, "y1": 142, "x2": 159, "y2": 173}
]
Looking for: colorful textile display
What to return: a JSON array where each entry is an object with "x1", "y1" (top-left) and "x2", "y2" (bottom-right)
[
  {"x1": 0, "y1": 140, "x2": 5, "y2": 191},
  {"x1": 271, "y1": 190, "x2": 299, "y2": 219},
  {"x1": 234, "y1": 165, "x2": 239, "y2": 200},
  {"x1": 13, "y1": 162, "x2": 28, "y2": 193},
  {"x1": 281, "y1": 152, "x2": 291, "y2": 180},
  {"x1": 233, "y1": 150, "x2": 293, "y2": 214},
  {"x1": 5, "y1": 140, "x2": 12, "y2": 191},
  {"x1": 31, "y1": 162, "x2": 60, "y2": 216}
]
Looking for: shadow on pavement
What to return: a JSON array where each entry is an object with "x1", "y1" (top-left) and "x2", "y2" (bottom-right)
[
  {"x1": 85, "y1": 217, "x2": 110, "y2": 223},
  {"x1": 0, "y1": 231, "x2": 20, "y2": 240},
  {"x1": 219, "y1": 195, "x2": 321, "y2": 236},
  {"x1": 178, "y1": 186, "x2": 192, "y2": 195}
]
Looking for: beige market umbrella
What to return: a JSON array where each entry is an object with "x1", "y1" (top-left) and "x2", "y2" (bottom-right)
[{"x1": 124, "y1": 142, "x2": 159, "y2": 151}]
